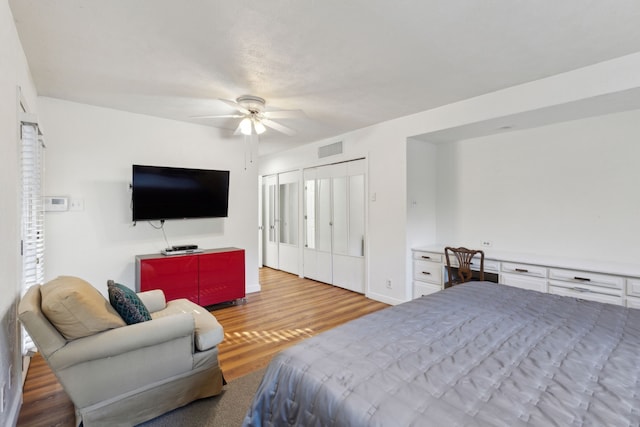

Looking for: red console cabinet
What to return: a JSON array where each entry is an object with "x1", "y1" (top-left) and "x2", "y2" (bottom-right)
[{"x1": 136, "y1": 247, "x2": 245, "y2": 306}]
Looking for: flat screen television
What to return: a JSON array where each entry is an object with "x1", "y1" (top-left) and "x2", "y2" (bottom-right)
[{"x1": 132, "y1": 165, "x2": 230, "y2": 221}]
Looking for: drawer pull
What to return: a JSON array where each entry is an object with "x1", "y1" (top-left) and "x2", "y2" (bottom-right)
[
  {"x1": 515, "y1": 268, "x2": 529, "y2": 273},
  {"x1": 574, "y1": 276, "x2": 591, "y2": 282},
  {"x1": 421, "y1": 255, "x2": 431, "y2": 260},
  {"x1": 422, "y1": 271, "x2": 431, "y2": 275},
  {"x1": 572, "y1": 287, "x2": 591, "y2": 293}
]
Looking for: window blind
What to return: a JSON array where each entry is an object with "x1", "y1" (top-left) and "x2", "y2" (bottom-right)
[{"x1": 20, "y1": 119, "x2": 45, "y2": 355}]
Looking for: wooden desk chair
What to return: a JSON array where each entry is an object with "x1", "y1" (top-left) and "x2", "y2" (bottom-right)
[{"x1": 444, "y1": 247, "x2": 484, "y2": 287}]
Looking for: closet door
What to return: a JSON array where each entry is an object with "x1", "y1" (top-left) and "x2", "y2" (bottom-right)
[
  {"x1": 303, "y1": 167, "x2": 333, "y2": 284},
  {"x1": 332, "y1": 160, "x2": 365, "y2": 293},
  {"x1": 277, "y1": 171, "x2": 299, "y2": 274},
  {"x1": 262, "y1": 174, "x2": 278, "y2": 269},
  {"x1": 262, "y1": 171, "x2": 300, "y2": 274},
  {"x1": 303, "y1": 169, "x2": 319, "y2": 281},
  {"x1": 315, "y1": 165, "x2": 337, "y2": 285},
  {"x1": 303, "y1": 160, "x2": 366, "y2": 293}
]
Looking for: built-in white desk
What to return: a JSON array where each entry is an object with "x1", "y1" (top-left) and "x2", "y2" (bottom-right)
[{"x1": 412, "y1": 246, "x2": 640, "y2": 308}]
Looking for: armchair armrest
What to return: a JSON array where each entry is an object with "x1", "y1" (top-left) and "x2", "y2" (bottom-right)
[
  {"x1": 137, "y1": 289, "x2": 167, "y2": 313},
  {"x1": 48, "y1": 313, "x2": 194, "y2": 370}
]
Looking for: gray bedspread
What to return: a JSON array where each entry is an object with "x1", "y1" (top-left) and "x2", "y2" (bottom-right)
[{"x1": 243, "y1": 282, "x2": 640, "y2": 426}]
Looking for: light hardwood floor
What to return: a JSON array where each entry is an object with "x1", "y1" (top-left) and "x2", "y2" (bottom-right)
[{"x1": 17, "y1": 268, "x2": 389, "y2": 426}]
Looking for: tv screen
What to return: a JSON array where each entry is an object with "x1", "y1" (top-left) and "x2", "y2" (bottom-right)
[{"x1": 132, "y1": 165, "x2": 230, "y2": 221}]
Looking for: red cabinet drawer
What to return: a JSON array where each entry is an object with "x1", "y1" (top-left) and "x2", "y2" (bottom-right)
[
  {"x1": 139, "y1": 255, "x2": 199, "y2": 303},
  {"x1": 199, "y1": 249, "x2": 245, "y2": 306}
]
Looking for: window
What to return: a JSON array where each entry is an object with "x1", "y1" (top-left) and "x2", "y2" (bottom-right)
[{"x1": 20, "y1": 116, "x2": 45, "y2": 354}]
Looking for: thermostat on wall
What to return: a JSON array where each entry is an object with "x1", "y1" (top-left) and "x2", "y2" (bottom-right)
[{"x1": 44, "y1": 196, "x2": 69, "y2": 212}]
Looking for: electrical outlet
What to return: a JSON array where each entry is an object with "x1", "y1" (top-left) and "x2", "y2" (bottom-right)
[
  {"x1": 385, "y1": 279, "x2": 392, "y2": 289},
  {"x1": 481, "y1": 240, "x2": 492, "y2": 247},
  {"x1": 69, "y1": 198, "x2": 84, "y2": 211}
]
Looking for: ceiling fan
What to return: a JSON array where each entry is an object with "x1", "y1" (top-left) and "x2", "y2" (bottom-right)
[{"x1": 192, "y1": 95, "x2": 302, "y2": 136}]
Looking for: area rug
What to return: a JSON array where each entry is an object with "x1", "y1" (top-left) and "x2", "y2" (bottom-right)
[{"x1": 138, "y1": 368, "x2": 266, "y2": 427}]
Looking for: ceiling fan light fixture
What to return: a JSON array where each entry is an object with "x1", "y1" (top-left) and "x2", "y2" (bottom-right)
[
  {"x1": 239, "y1": 117, "x2": 253, "y2": 135},
  {"x1": 254, "y1": 120, "x2": 266, "y2": 135}
]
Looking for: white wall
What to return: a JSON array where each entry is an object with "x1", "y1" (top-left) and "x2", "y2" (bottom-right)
[
  {"x1": 0, "y1": 2, "x2": 38, "y2": 425},
  {"x1": 435, "y1": 109, "x2": 640, "y2": 263},
  {"x1": 38, "y1": 97, "x2": 260, "y2": 296}
]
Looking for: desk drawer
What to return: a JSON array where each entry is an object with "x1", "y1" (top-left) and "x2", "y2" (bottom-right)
[
  {"x1": 413, "y1": 251, "x2": 442, "y2": 263},
  {"x1": 549, "y1": 279, "x2": 623, "y2": 297},
  {"x1": 446, "y1": 256, "x2": 496, "y2": 272},
  {"x1": 413, "y1": 281, "x2": 441, "y2": 298},
  {"x1": 627, "y1": 278, "x2": 640, "y2": 297},
  {"x1": 501, "y1": 273, "x2": 547, "y2": 293},
  {"x1": 548, "y1": 268, "x2": 623, "y2": 291},
  {"x1": 413, "y1": 260, "x2": 442, "y2": 285},
  {"x1": 549, "y1": 284, "x2": 624, "y2": 306},
  {"x1": 469, "y1": 258, "x2": 499, "y2": 272},
  {"x1": 626, "y1": 295, "x2": 640, "y2": 309},
  {"x1": 501, "y1": 262, "x2": 547, "y2": 278}
]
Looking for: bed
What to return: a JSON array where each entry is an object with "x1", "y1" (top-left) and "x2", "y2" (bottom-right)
[{"x1": 243, "y1": 282, "x2": 640, "y2": 426}]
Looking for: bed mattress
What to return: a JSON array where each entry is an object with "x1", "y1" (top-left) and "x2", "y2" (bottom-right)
[{"x1": 243, "y1": 282, "x2": 640, "y2": 426}]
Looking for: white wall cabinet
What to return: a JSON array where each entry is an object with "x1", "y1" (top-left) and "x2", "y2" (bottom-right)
[{"x1": 303, "y1": 159, "x2": 366, "y2": 293}]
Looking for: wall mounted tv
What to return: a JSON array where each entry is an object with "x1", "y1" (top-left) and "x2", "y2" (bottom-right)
[{"x1": 132, "y1": 165, "x2": 230, "y2": 221}]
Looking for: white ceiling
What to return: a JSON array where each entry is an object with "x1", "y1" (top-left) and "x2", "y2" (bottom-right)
[{"x1": 9, "y1": 0, "x2": 640, "y2": 156}]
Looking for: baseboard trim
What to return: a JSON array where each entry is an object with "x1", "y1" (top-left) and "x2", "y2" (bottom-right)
[
  {"x1": 246, "y1": 283, "x2": 261, "y2": 294},
  {"x1": 365, "y1": 291, "x2": 405, "y2": 306}
]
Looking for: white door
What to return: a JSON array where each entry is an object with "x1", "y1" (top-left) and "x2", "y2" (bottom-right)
[
  {"x1": 277, "y1": 171, "x2": 300, "y2": 275},
  {"x1": 262, "y1": 171, "x2": 300, "y2": 274},
  {"x1": 262, "y1": 174, "x2": 278, "y2": 269},
  {"x1": 303, "y1": 160, "x2": 366, "y2": 293},
  {"x1": 331, "y1": 161, "x2": 365, "y2": 293}
]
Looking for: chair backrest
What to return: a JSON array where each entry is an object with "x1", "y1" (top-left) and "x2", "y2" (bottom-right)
[
  {"x1": 18, "y1": 285, "x2": 67, "y2": 358},
  {"x1": 444, "y1": 247, "x2": 484, "y2": 287}
]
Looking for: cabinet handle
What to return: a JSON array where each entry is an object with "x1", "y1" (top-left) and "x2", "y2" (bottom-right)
[
  {"x1": 421, "y1": 255, "x2": 431, "y2": 260},
  {"x1": 572, "y1": 286, "x2": 590, "y2": 293},
  {"x1": 574, "y1": 276, "x2": 591, "y2": 282},
  {"x1": 422, "y1": 271, "x2": 431, "y2": 275},
  {"x1": 515, "y1": 268, "x2": 529, "y2": 273}
]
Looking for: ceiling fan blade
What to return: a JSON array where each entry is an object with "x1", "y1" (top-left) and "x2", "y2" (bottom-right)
[
  {"x1": 219, "y1": 98, "x2": 250, "y2": 115},
  {"x1": 262, "y1": 118, "x2": 297, "y2": 136},
  {"x1": 190, "y1": 114, "x2": 244, "y2": 119},
  {"x1": 263, "y1": 109, "x2": 306, "y2": 119}
]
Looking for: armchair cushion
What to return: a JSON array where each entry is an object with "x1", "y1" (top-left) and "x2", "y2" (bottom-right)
[
  {"x1": 41, "y1": 276, "x2": 125, "y2": 340},
  {"x1": 107, "y1": 280, "x2": 152, "y2": 325},
  {"x1": 137, "y1": 289, "x2": 167, "y2": 313},
  {"x1": 152, "y1": 298, "x2": 224, "y2": 351}
]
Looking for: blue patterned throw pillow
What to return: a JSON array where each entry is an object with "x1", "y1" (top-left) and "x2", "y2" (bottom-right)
[{"x1": 107, "y1": 280, "x2": 152, "y2": 325}]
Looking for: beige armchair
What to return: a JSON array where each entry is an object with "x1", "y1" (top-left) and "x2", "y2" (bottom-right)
[{"x1": 18, "y1": 276, "x2": 225, "y2": 427}]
